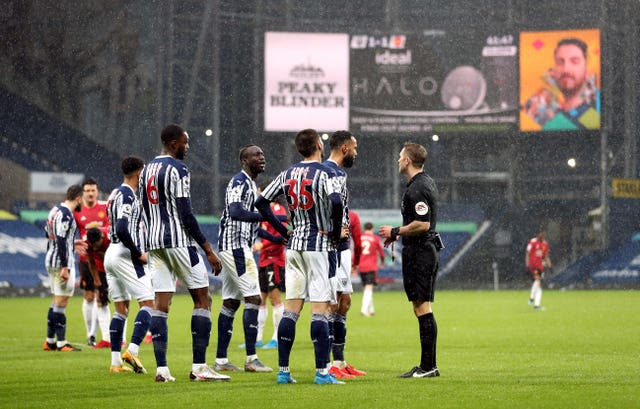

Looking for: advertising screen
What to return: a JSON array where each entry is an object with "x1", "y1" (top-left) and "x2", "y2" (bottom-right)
[
  {"x1": 520, "y1": 29, "x2": 601, "y2": 131},
  {"x1": 264, "y1": 32, "x2": 350, "y2": 132},
  {"x1": 349, "y1": 31, "x2": 518, "y2": 134}
]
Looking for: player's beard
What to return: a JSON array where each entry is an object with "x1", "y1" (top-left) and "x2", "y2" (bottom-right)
[
  {"x1": 343, "y1": 153, "x2": 355, "y2": 169},
  {"x1": 74, "y1": 203, "x2": 82, "y2": 212}
]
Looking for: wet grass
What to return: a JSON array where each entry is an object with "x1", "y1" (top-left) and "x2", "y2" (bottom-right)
[{"x1": 0, "y1": 289, "x2": 638, "y2": 408}]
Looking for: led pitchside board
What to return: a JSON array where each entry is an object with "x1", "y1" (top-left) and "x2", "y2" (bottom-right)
[
  {"x1": 519, "y1": 29, "x2": 601, "y2": 131},
  {"x1": 349, "y1": 31, "x2": 519, "y2": 134}
]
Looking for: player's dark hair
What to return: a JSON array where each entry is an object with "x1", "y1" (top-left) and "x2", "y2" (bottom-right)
[
  {"x1": 403, "y1": 142, "x2": 427, "y2": 168},
  {"x1": 161, "y1": 123, "x2": 186, "y2": 145},
  {"x1": 66, "y1": 184, "x2": 83, "y2": 200},
  {"x1": 121, "y1": 156, "x2": 145, "y2": 176},
  {"x1": 82, "y1": 177, "x2": 98, "y2": 188},
  {"x1": 364, "y1": 222, "x2": 374, "y2": 230},
  {"x1": 86, "y1": 227, "x2": 103, "y2": 244},
  {"x1": 239, "y1": 144, "x2": 259, "y2": 162},
  {"x1": 295, "y1": 128, "x2": 320, "y2": 157},
  {"x1": 329, "y1": 130, "x2": 353, "y2": 151},
  {"x1": 555, "y1": 38, "x2": 588, "y2": 58}
]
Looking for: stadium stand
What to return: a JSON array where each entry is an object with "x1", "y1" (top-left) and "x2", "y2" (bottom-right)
[
  {"x1": 0, "y1": 87, "x2": 121, "y2": 192},
  {"x1": 552, "y1": 236, "x2": 640, "y2": 288},
  {"x1": 550, "y1": 251, "x2": 608, "y2": 288},
  {"x1": 0, "y1": 219, "x2": 48, "y2": 288}
]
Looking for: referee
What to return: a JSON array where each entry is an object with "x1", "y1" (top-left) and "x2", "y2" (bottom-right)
[{"x1": 379, "y1": 142, "x2": 441, "y2": 378}]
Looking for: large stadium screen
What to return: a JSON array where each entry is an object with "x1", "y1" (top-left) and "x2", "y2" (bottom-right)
[
  {"x1": 264, "y1": 32, "x2": 350, "y2": 132},
  {"x1": 519, "y1": 29, "x2": 601, "y2": 131},
  {"x1": 349, "y1": 31, "x2": 518, "y2": 134}
]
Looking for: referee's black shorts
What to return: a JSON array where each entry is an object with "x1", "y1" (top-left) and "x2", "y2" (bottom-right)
[{"x1": 402, "y1": 242, "x2": 439, "y2": 303}]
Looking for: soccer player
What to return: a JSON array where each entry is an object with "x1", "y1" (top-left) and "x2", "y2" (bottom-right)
[
  {"x1": 74, "y1": 177, "x2": 111, "y2": 348},
  {"x1": 526, "y1": 230, "x2": 552, "y2": 310},
  {"x1": 255, "y1": 128, "x2": 345, "y2": 385},
  {"x1": 215, "y1": 145, "x2": 280, "y2": 373},
  {"x1": 253, "y1": 191, "x2": 288, "y2": 350},
  {"x1": 358, "y1": 222, "x2": 385, "y2": 317},
  {"x1": 379, "y1": 142, "x2": 441, "y2": 378},
  {"x1": 140, "y1": 124, "x2": 229, "y2": 382},
  {"x1": 323, "y1": 131, "x2": 366, "y2": 379},
  {"x1": 104, "y1": 156, "x2": 155, "y2": 374},
  {"x1": 43, "y1": 184, "x2": 83, "y2": 352}
]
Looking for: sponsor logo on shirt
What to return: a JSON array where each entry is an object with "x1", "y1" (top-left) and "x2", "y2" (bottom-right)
[{"x1": 415, "y1": 201, "x2": 429, "y2": 215}]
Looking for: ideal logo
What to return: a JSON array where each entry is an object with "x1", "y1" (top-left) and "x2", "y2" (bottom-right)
[
  {"x1": 0, "y1": 233, "x2": 47, "y2": 258},
  {"x1": 375, "y1": 50, "x2": 412, "y2": 65}
]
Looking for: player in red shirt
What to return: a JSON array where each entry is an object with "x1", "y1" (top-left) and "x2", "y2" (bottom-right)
[
  {"x1": 349, "y1": 210, "x2": 363, "y2": 277},
  {"x1": 358, "y1": 222, "x2": 385, "y2": 317},
  {"x1": 86, "y1": 227, "x2": 111, "y2": 288},
  {"x1": 74, "y1": 177, "x2": 112, "y2": 348},
  {"x1": 252, "y1": 195, "x2": 288, "y2": 349},
  {"x1": 525, "y1": 231, "x2": 552, "y2": 310}
]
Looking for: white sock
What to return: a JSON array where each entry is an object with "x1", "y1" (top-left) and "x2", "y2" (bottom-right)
[
  {"x1": 362, "y1": 288, "x2": 372, "y2": 314},
  {"x1": 97, "y1": 304, "x2": 111, "y2": 342},
  {"x1": 122, "y1": 318, "x2": 128, "y2": 344},
  {"x1": 529, "y1": 281, "x2": 537, "y2": 300},
  {"x1": 534, "y1": 282, "x2": 542, "y2": 307},
  {"x1": 272, "y1": 304, "x2": 284, "y2": 341},
  {"x1": 82, "y1": 299, "x2": 95, "y2": 337},
  {"x1": 111, "y1": 351, "x2": 123, "y2": 366},
  {"x1": 192, "y1": 363, "x2": 206, "y2": 371},
  {"x1": 90, "y1": 300, "x2": 99, "y2": 338},
  {"x1": 128, "y1": 343, "x2": 139, "y2": 355},
  {"x1": 257, "y1": 305, "x2": 267, "y2": 342}
]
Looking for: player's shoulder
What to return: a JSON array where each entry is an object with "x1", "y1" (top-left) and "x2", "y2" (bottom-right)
[
  {"x1": 322, "y1": 159, "x2": 340, "y2": 172},
  {"x1": 320, "y1": 160, "x2": 340, "y2": 174},
  {"x1": 160, "y1": 155, "x2": 190, "y2": 175},
  {"x1": 232, "y1": 171, "x2": 251, "y2": 184},
  {"x1": 59, "y1": 205, "x2": 74, "y2": 219}
]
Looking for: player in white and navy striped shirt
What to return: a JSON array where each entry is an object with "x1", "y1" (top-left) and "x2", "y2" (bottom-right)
[
  {"x1": 323, "y1": 130, "x2": 367, "y2": 378},
  {"x1": 255, "y1": 128, "x2": 345, "y2": 385},
  {"x1": 140, "y1": 124, "x2": 228, "y2": 382},
  {"x1": 43, "y1": 184, "x2": 83, "y2": 352},
  {"x1": 215, "y1": 145, "x2": 282, "y2": 373},
  {"x1": 104, "y1": 156, "x2": 154, "y2": 374}
]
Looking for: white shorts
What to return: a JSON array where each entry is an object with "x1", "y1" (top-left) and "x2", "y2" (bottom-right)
[
  {"x1": 219, "y1": 248, "x2": 260, "y2": 300},
  {"x1": 331, "y1": 249, "x2": 353, "y2": 295},
  {"x1": 149, "y1": 247, "x2": 209, "y2": 292},
  {"x1": 104, "y1": 242, "x2": 154, "y2": 303},
  {"x1": 46, "y1": 264, "x2": 76, "y2": 297},
  {"x1": 285, "y1": 250, "x2": 333, "y2": 303}
]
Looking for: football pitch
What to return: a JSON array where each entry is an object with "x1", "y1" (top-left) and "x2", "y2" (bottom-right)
[{"x1": 0, "y1": 290, "x2": 638, "y2": 408}]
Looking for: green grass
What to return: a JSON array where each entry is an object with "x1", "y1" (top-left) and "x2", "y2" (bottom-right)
[{"x1": 1, "y1": 290, "x2": 639, "y2": 408}]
